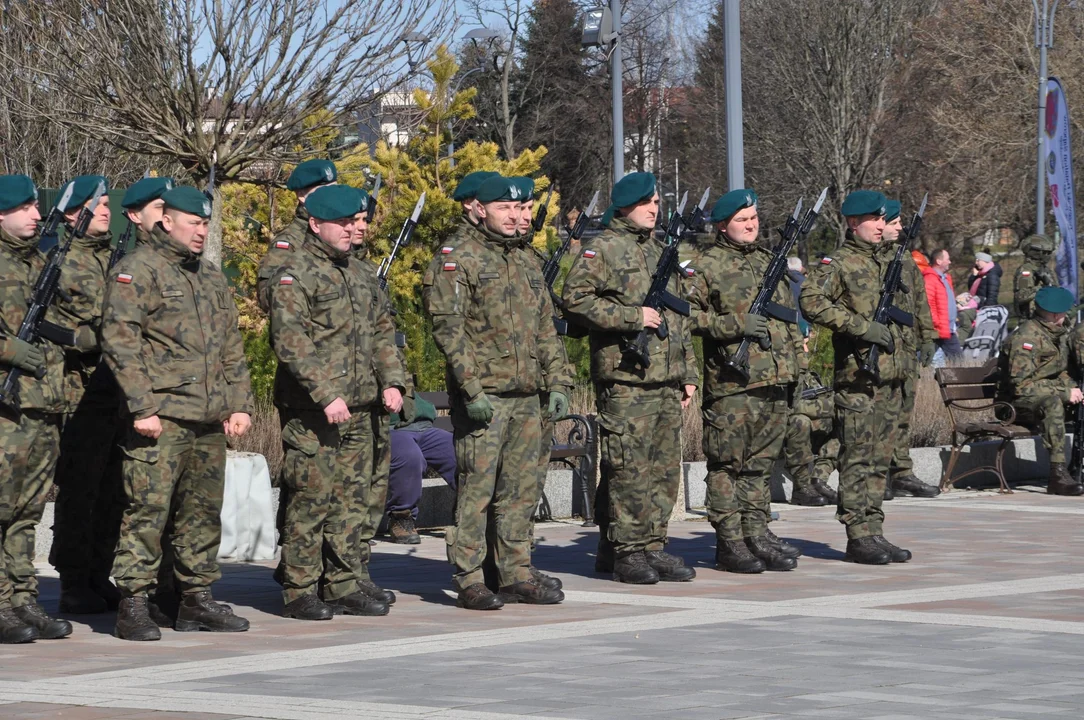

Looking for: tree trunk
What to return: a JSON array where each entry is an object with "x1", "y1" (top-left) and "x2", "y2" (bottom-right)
[{"x1": 206, "y1": 185, "x2": 224, "y2": 268}]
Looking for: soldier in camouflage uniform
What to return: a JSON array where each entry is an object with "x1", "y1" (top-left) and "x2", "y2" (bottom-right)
[
  {"x1": 1013, "y1": 234, "x2": 1056, "y2": 321},
  {"x1": 0, "y1": 175, "x2": 72, "y2": 643},
  {"x1": 880, "y1": 200, "x2": 940, "y2": 500},
  {"x1": 423, "y1": 175, "x2": 571, "y2": 610},
  {"x1": 562, "y1": 172, "x2": 699, "y2": 585},
  {"x1": 1003, "y1": 286, "x2": 1084, "y2": 495},
  {"x1": 684, "y1": 189, "x2": 803, "y2": 573},
  {"x1": 800, "y1": 190, "x2": 914, "y2": 565},
  {"x1": 784, "y1": 371, "x2": 839, "y2": 506},
  {"x1": 257, "y1": 159, "x2": 338, "y2": 314},
  {"x1": 102, "y1": 186, "x2": 255, "y2": 641}
]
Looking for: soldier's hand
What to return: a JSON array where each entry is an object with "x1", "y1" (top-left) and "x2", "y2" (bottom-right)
[
  {"x1": 859, "y1": 321, "x2": 893, "y2": 350},
  {"x1": 8, "y1": 338, "x2": 45, "y2": 375},
  {"x1": 918, "y1": 341, "x2": 937, "y2": 367},
  {"x1": 382, "y1": 387, "x2": 404, "y2": 414},
  {"x1": 324, "y1": 397, "x2": 351, "y2": 424},
  {"x1": 1071, "y1": 388, "x2": 1084, "y2": 405},
  {"x1": 224, "y1": 412, "x2": 251, "y2": 438},
  {"x1": 1036, "y1": 269, "x2": 1055, "y2": 286},
  {"x1": 134, "y1": 415, "x2": 163, "y2": 439},
  {"x1": 641, "y1": 307, "x2": 662, "y2": 329},
  {"x1": 465, "y1": 393, "x2": 495, "y2": 423},
  {"x1": 681, "y1": 384, "x2": 697, "y2": 410},
  {"x1": 548, "y1": 391, "x2": 569, "y2": 420},
  {"x1": 740, "y1": 313, "x2": 770, "y2": 340}
]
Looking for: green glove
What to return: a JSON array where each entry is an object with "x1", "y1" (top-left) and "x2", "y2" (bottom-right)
[
  {"x1": 918, "y1": 341, "x2": 936, "y2": 367},
  {"x1": 548, "y1": 391, "x2": 569, "y2": 420},
  {"x1": 859, "y1": 321, "x2": 892, "y2": 350},
  {"x1": 741, "y1": 313, "x2": 770, "y2": 340},
  {"x1": 465, "y1": 393, "x2": 494, "y2": 423},
  {"x1": 8, "y1": 337, "x2": 45, "y2": 375}
]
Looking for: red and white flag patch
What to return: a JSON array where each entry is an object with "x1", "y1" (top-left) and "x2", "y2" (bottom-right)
[
  {"x1": 443, "y1": 262, "x2": 457, "y2": 272},
  {"x1": 275, "y1": 241, "x2": 291, "y2": 250},
  {"x1": 1022, "y1": 342, "x2": 1034, "y2": 351},
  {"x1": 820, "y1": 257, "x2": 833, "y2": 265},
  {"x1": 1021, "y1": 271, "x2": 1031, "y2": 277},
  {"x1": 279, "y1": 276, "x2": 294, "y2": 285},
  {"x1": 116, "y1": 273, "x2": 133, "y2": 284},
  {"x1": 582, "y1": 249, "x2": 597, "y2": 258},
  {"x1": 440, "y1": 246, "x2": 454, "y2": 254}
]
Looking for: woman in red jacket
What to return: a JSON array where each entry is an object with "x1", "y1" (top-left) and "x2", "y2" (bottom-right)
[{"x1": 916, "y1": 249, "x2": 963, "y2": 362}]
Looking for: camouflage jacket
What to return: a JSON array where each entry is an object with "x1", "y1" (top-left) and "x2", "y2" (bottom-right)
[
  {"x1": 685, "y1": 233, "x2": 803, "y2": 400},
  {"x1": 257, "y1": 204, "x2": 309, "y2": 314},
  {"x1": 1001, "y1": 317, "x2": 1073, "y2": 402},
  {"x1": 1013, "y1": 260, "x2": 1054, "y2": 320},
  {"x1": 423, "y1": 220, "x2": 573, "y2": 400},
  {"x1": 0, "y1": 229, "x2": 66, "y2": 412},
  {"x1": 269, "y1": 229, "x2": 406, "y2": 411},
  {"x1": 560, "y1": 216, "x2": 699, "y2": 387},
  {"x1": 800, "y1": 234, "x2": 935, "y2": 386},
  {"x1": 55, "y1": 231, "x2": 112, "y2": 408},
  {"x1": 101, "y1": 226, "x2": 254, "y2": 422},
  {"x1": 525, "y1": 231, "x2": 573, "y2": 392}
]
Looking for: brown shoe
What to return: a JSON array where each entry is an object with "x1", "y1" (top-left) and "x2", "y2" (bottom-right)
[
  {"x1": 388, "y1": 510, "x2": 421, "y2": 544},
  {"x1": 498, "y1": 580, "x2": 564, "y2": 605},
  {"x1": 457, "y1": 583, "x2": 504, "y2": 611}
]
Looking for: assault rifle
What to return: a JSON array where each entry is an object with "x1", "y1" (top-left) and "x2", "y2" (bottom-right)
[
  {"x1": 0, "y1": 181, "x2": 105, "y2": 408},
  {"x1": 377, "y1": 192, "x2": 426, "y2": 292},
  {"x1": 622, "y1": 188, "x2": 707, "y2": 369},
  {"x1": 800, "y1": 379, "x2": 833, "y2": 401},
  {"x1": 724, "y1": 188, "x2": 828, "y2": 382},
  {"x1": 542, "y1": 191, "x2": 600, "y2": 336},
  {"x1": 366, "y1": 174, "x2": 382, "y2": 224},
  {"x1": 860, "y1": 193, "x2": 928, "y2": 382},
  {"x1": 109, "y1": 169, "x2": 152, "y2": 269},
  {"x1": 532, "y1": 183, "x2": 554, "y2": 234}
]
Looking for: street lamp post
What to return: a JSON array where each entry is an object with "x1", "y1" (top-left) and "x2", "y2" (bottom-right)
[
  {"x1": 611, "y1": 0, "x2": 624, "y2": 180},
  {"x1": 723, "y1": 0, "x2": 744, "y2": 191},
  {"x1": 1032, "y1": 0, "x2": 1061, "y2": 235}
]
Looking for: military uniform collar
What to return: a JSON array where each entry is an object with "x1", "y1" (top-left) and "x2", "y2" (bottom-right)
[
  {"x1": 150, "y1": 224, "x2": 202, "y2": 264},
  {"x1": 1036, "y1": 317, "x2": 1069, "y2": 339},
  {"x1": 303, "y1": 228, "x2": 350, "y2": 265},
  {"x1": 295, "y1": 203, "x2": 311, "y2": 224},
  {"x1": 843, "y1": 233, "x2": 878, "y2": 258},
  {"x1": 609, "y1": 215, "x2": 652, "y2": 242},
  {"x1": 72, "y1": 230, "x2": 112, "y2": 251},
  {"x1": 135, "y1": 226, "x2": 152, "y2": 247},
  {"x1": 0, "y1": 226, "x2": 38, "y2": 258},
  {"x1": 474, "y1": 221, "x2": 523, "y2": 252},
  {"x1": 716, "y1": 231, "x2": 758, "y2": 255}
]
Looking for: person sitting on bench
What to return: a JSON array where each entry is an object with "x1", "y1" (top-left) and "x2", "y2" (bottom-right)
[{"x1": 384, "y1": 395, "x2": 456, "y2": 543}]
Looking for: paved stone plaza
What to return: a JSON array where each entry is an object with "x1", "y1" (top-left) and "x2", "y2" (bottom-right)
[{"x1": 3, "y1": 487, "x2": 1084, "y2": 719}]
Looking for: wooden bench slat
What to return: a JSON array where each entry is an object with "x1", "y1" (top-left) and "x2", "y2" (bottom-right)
[{"x1": 941, "y1": 385, "x2": 997, "y2": 402}]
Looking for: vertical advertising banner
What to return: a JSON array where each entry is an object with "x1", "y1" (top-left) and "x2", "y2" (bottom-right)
[{"x1": 1044, "y1": 77, "x2": 1078, "y2": 298}]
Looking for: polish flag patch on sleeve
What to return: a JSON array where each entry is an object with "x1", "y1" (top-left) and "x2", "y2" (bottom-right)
[
  {"x1": 1022, "y1": 342, "x2": 1034, "y2": 351},
  {"x1": 443, "y1": 262, "x2": 457, "y2": 271},
  {"x1": 820, "y1": 257, "x2": 833, "y2": 265},
  {"x1": 275, "y1": 241, "x2": 291, "y2": 250},
  {"x1": 116, "y1": 273, "x2": 133, "y2": 284},
  {"x1": 440, "y1": 246, "x2": 455, "y2": 254},
  {"x1": 1021, "y1": 271, "x2": 1031, "y2": 276},
  {"x1": 680, "y1": 260, "x2": 695, "y2": 277},
  {"x1": 582, "y1": 249, "x2": 597, "y2": 258},
  {"x1": 279, "y1": 276, "x2": 294, "y2": 285}
]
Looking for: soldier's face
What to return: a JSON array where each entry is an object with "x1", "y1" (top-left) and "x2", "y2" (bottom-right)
[
  {"x1": 883, "y1": 217, "x2": 903, "y2": 242},
  {"x1": 0, "y1": 201, "x2": 42, "y2": 240},
  {"x1": 350, "y1": 213, "x2": 369, "y2": 246},
  {"x1": 722, "y1": 206, "x2": 759, "y2": 244},
  {"x1": 620, "y1": 193, "x2": 660, "y2": 230},
  {"x1": 478, "y1": 201, "x2": 520, "y2": 237},
  {"x1": 88, "y1": 197, "x2": 111, "y2": 235},
  {"x1": 1037, "y1": 308, "x2": 1067, "y2": 326},
  {"x1": 128, "y1": 199, "x2": 166, "y2": 233},
  {"x1": 847, "y1": 213, "x2": 885, "y2": 244},
  {"x1": 518, "y1": 201, "x2": 534, "y2": 232},
  {"x1": 312, "y1": 216, "x2": 357, "y2": 252},
  {"x1": 162, "y1": 209, "x2": 209, "y2": 254}
]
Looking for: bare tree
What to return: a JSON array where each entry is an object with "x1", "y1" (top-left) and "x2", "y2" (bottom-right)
[{"x1": 3, "y1": 0, "x2": 452, "y2": 263}]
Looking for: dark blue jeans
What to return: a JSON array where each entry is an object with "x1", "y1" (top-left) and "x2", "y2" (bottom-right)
[{"x1": 386, "y1": 427, "x2": 456, "y2": 517}]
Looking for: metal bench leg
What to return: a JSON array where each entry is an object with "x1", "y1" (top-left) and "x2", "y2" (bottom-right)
[
  {"x1": 995, "y1": 438, "x2": 1013, "y2": 494},
  {"x1": 940, "y1": 444, "x2": 963, "y2": 492}
]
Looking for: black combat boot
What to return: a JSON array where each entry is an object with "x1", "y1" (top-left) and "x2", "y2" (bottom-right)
[
  {"x1": 529, "y1": 567, "x2": 563, "y2": 591},
  {"x1": 844, "y1": 537, "x2": 892, "y2": 565},
  {"x1": 812, "y1": 479, "x2": 838, "y2": 503},
  {"x1": 892, "y1": 473, "x2": 941, "y2": 498},
  {"x1": 791, "y1": 485, "x2": 830, "y2": 506},
  {"x1": 357, "y1": 578, "x2": 396, "y2": 605},
  {"x1": 457, "y1": 583, "x2": 504, "y2": 611},
  {"x1": 715, "y1": 539, "x2": 765, "y2": 574},
  {"x1": 1047, "y1": 462, "x2": 1084, "y2": 496},
  {"x1": 498, "y1": 579, "x2": 565, "y2": 605},
  {"x1": 644, "y1": 550, "x2": 696, "y2": 582},
  {"x1": 387, "y1": 510, "x2": 421, "y2": 544},
  {"x1": 114, "y1": 596, "x2": 162, "y2": 641},
  {"x1": 745, "y1": 536, "x2": 797, "y2": 571},
  {"x1": 58, "y1": 574, "x2": 107, "y2": 614},
  {"x1": 89, "y1": 574, "x2": 123, "y2": 611},
  {"x1": 324, "y1": 591, "x2": 389, "y2": 617},
  {"x1": 873, "y1": 536, "x2": 912, "y2": 563},
  {"x1": 148, "y1": 589, "x2": 179, "y2": 628},
  {"x1": 283, "y1": 593, "x2": 334, "y2": 621},
  {"x1": 13, "y1": 602, "x2": 72, "y2": 639},
  {"x1": 764, "y1": 528, "x2": 803, "y2": 559},
  {"x1": 175, "y1": 590, "x2": 250, "y2": 632},
  {"x1": 0, "y1": 607, "x2": 37, "y2": 644},
  {"x1": 612, "y1": 551, "x2": 660, "y2": 584},
  {"x1": 594, "y1": 536, "x2": 615, "y2": 574},
  {"x1": 883, "y1": 483, "x2": 895, "y2": 501}
]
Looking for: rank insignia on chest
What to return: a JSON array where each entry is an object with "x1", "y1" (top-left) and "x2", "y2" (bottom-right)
[
  {"x1": 1022, "y1": 342, "x2": 1034, "y2": 351},
  {"x1": 279, "y1": 276, "x2": 294, "y2": 285},
  {"x1": 820, "y1": 257, "x2": 833, "y2": 265},
  {"x1": 441, "y1": 246, "x2": 454, "y2": 254},
  {"x1": 443, "y1": 262, "x2": 457, "y2": 271},
  {"x1": 116, "y1": 273, "x2": 133, "y2": 284},
  {"x1": 582, "y1": 249, "x2": 597, "y2": 258},
  {"x1": 1021, "y1": 271, "x2": 1031, "y2": 276},
  {"x1": 275, "y1": 241, "x2": 291, "y2": 250}
]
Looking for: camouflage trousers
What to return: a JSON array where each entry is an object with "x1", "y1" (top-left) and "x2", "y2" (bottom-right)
[
  {"x1": 835, "y1": 381, "x2": 903, "y2": 539},
  {"x1": 0, "y1": 410, "x2": 61, "y2": 608},
  {"x1": 113, "y1": 418, "x2": 227, "y2": 596},
  {"x1": 784, "y1": 412, "x2": 839, "y2": 490},
  {"x1": 278, "y1": 407, "x2": 377, "y2": 604},
  {"x1": 889, "y1": 372, "x2": 917, "y2": 474},
  {"x1": 449, "y1": 393, "x2": 541, "y2": 590},
  {"x1": 594, "y1": 382, "x2": 682, "y2": 556},
  {"x1": 359, "y1": 411, "x2": 391, "y2": 579},
  {"x1": 703, "y1": 386, "x2": 790, "y2": 540},
  {"x1": 1014, "y1": 394, "x2": 1068, "y2": 465}
]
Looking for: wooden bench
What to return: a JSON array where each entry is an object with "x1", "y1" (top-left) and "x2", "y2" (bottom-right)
[
  {"x1": 416, "y1": 391, "x2": 597, "y2": 525},
  {"x1": 934, "y1": 360, "x2": 1034, "y2": 494}
]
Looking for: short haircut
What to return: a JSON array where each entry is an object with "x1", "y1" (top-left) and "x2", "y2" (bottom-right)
[{"x1": 932, "y1": 248, "x2": 950, "y2": 263}]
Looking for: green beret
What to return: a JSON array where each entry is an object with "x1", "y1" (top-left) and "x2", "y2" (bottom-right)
[
  {"x1": 162, "y1": 186, "x2": 212, "y2": 219},
  {"x1": 509, "y1": 176, "x2": 535, "y2": 201},
  {"x1": 1035, "y1": 286, "x2": 1074, "y2": 314},
  {"x1": 305, "y1": 184, "x2": 362, "y2": 221},
  {"x1": 122, "y1": 177, "x2": 174, "y2": 210},
  {"x1": 1022, "y1": 233, "x2": 1055, "y2": 254},
  {"x1": 452, "y1": 171, "x2": 500, "y2": 202},
  {"x1": 611, "y1": 172, "x2": 656, "y2": 209},
  {"x1": 884, "y1": 200, "x2": 902, "y2": 222},
  {"x1": 476, "y1": 175, "x2": 526, "y2": 204},
  {"x1": 711, "y1": 188, "x2": 758, "y2": 223},
  {"x1": 0, "y1": 175, "x2": 38, "y2": 212},
  {"x1": 287, "y1": 159, "x2": 337, "y2": 192},
  {"x1": 354, "y1": 187, "x2": 370, "y2": 211},
  {"x1": 63, "y1": 175, "x2": 109, "y2": 208},
  {"x1": 841, "y1": 189, "x2": 888, "y2": 218}
]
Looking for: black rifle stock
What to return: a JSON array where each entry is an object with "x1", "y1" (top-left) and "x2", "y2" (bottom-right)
[
  {"x1": 366, "y1": 174, "x2": 382, "y2": 224},
  {"x1": 532, "y1": 183, "x2": 554, "y2": 235},
  {"x1": 109, "y1": 221, "x2": 135, "y2": 270},
  {"x1": 542, "y1": 190, "x2": 600, "y2": 336}
]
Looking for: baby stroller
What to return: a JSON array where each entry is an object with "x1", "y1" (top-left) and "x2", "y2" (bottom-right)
[{"x1": 960, "y1": 305, "x2": 1009, "y2": 362}]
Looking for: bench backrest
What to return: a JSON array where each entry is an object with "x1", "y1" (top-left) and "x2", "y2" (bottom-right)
[
  {"x1": 417, "y1": 391, "x2": 452, "y2": 432},
  {"x1": 934, "y1": 359, "x2": 999, "y2": 403}
]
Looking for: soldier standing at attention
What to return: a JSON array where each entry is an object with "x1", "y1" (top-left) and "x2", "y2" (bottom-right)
[
  {"x1": 423, "y1": 175, "x2": 571, "y2": 610},
  {"x1": 685, "y1": 189, "x2": 803, "y2": 573},
  {"x1": 561, "y1": 172, "x2": 699, "y2": 585},
  {"x1": 122, "y1": 177, "x2": 174, "y2": 248},
  {"x1": 881, "y1": 200, "x2": 940, "y2": 500},
  {"x1": 453, "y1": 171, "x2": 500, "y2": 226},
  {"x1": 1003, "y1": 286, "x2": 1084, "y2": 496},
  {"x1": 785, "y1": 371, "x2": 839, "y2": 507},
  {"x1": 257, "y1": 159, "x2": 338, "y2": 313},
  {"x1": 800, "y1": 190, "x2": 911, "y2": 565},
  {"x1": 0, "y1": 175, "x2": 71, "y2": 643},
  {"x1": 269, "y1": 185, "x2": 406, "y2": 620},
  {"x1": 102, "y1": 186, "x2": 255, "y2": 641},
  {"x1": 1013, "y1": 234, "x2": 1056, "y2": 321}
]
